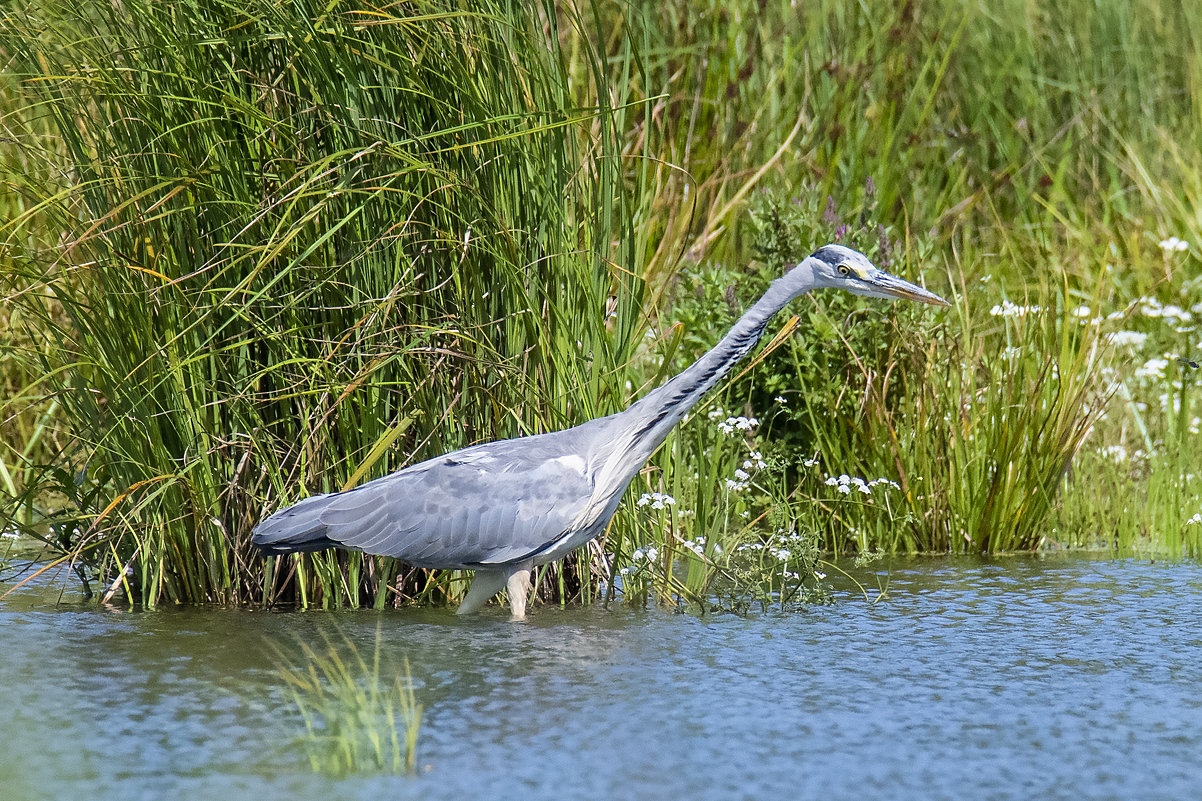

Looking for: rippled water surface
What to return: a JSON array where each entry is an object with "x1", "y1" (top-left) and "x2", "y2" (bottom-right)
[{"x1": 3, "y1": 556, "x2": 1201, "y2": 800}]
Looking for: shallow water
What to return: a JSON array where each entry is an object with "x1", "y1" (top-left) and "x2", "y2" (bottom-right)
[{"x1": 2, "y1": 555, "x2": 1200, "y2": 800}]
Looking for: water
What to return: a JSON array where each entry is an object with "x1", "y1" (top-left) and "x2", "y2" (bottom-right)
[{"x1": 2, "y1": 555, "x2": 1200, "y2": 800}]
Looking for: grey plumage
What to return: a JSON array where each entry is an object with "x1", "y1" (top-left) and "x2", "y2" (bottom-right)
[{"x1": 253, "y1": 244, "x2": 949, "y2": 618}]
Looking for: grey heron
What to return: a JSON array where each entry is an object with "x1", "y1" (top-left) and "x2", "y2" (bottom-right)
[{"x1": 253, "y1": 244, "x2": 949, "y2": 618}]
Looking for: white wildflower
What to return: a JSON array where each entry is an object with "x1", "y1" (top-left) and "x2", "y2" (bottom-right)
[
  {"x1": 1072, "y1": 305, "x2": 1092, "y2": 318},
  {"x1": 1101, "y1": 445, "x2": 1129, "y2": 463},
  {"x1": 1186, "y1": 513, "x2": 1202, "y2": 525},
  {"x1": 1162, "y1": 305, "x2": 1189, "y2": 322},
  {"x1": 1135, "y1": 298, "x2": 1191, "y2": 322},
  {"x1": 990, "y1": 300, "x2": 1042, "y2": 317},
  {"x1": 814, "y1": 571, "x2": 827, "y2": 580},
  {"x1": 1105, "y1": 330, "x2": 1148, "y2": 348},
  {"x1": 637, "y1": 491, "x2": 676, "y2": 509},
  {"x1": 1159, "y1": 236, "x2": 1189, "y2": 252},
  {"x1": 1134, "y1": 358, "x2": 1168, "y2": 379}
]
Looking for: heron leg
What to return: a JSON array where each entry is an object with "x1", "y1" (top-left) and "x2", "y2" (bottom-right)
[
  {"x1": 506, "y1": 562, "x2": 533, "y2": 621},
  {"x1": 456, "y1": 568, "x2": 508, "y2": 616}
]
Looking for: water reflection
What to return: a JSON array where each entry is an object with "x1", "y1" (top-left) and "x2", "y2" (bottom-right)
[{"x1": 2, "y1": 555, "x2": 1200, "y2": 799}]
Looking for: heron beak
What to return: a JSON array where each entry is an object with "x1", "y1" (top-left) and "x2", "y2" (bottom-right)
[{"x1": 869, "y1": 270, "x2": 951, "y2": 306}]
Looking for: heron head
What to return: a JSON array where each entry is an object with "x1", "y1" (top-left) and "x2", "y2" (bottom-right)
[{"x1": 804, "y1": 243, "x2": 950, "y2": 306}]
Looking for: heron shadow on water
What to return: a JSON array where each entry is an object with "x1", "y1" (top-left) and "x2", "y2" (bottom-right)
[{"x1": 253, "y1": 244, "x2": 950, "y2": 619}]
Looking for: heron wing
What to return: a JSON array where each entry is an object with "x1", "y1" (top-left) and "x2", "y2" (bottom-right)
[{"x1": 258, "y1": 431, "x2": 596, "y2": 568}]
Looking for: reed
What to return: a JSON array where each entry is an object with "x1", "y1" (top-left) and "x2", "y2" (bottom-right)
[{"x1": 1, "y1": 0, "x2": 649, "y2": 605}]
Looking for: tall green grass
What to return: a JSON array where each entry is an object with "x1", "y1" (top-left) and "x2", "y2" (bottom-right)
[
  {"x1": 3, "y1": 0, "x2": 1202, "y2": 611},
  {"x1": 1, "y1": 0, "x2": 650, "y2": 605}
]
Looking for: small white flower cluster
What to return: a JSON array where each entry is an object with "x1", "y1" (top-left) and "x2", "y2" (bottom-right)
[
  {"x1": 1134, "y1": 358, "x2": 1169, "y2": 380},
  {"x1": 726, "y1": 472, "x2": 751, "y2": 492},
  {"x1": 1100, "y1": 444, "x2": 1147, "y2": 463},
  {"x1": 636, "y1": 492, "x2": 676, "y2": 510},
  {"x1": 1159, "y1": 237, "x2": 1190, "y2": 252},
  {"x1": 990, "y1": 300, "x2": 1042, "y2": 318},
  {"x1": 1105, "y1": 330, "x2": 1148, "y2": 348},
  {"x1": 742, "y1": 451, "x2": 767, "y2": 472},
  {"x1": 717, "y1": 415, "x2": 759, "y2": 436},
  {"x1": 824, "y1": 474, "x2": 901, "y2": 495},
  {"x1": 631, "y1": 546, "x2": 658, "y2": 562},
  {"x1": 1186, "y1": 513, "x2": 1202, "y2": 525},
  {"x1": 1, "y1": 526, "x2": 19, "y2": 540},
  {"x1": 618, "y1": 545, "x2": 660, "y2": 576},
  {"x1": 1137, "y1": 297, "x2": 1192, "y2": 323},
  {"x1": 679, "y1": 536, "x2": 720, "y2": 557}
]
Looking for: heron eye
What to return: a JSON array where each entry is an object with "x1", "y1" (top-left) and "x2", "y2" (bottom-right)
[{"x1": 837, "y1": 264, "x2": 851, "y2": 276}]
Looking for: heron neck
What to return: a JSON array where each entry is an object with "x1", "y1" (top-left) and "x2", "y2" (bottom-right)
[{"x1": 619, "y1": 262, "x2": 815, "y2": 460}]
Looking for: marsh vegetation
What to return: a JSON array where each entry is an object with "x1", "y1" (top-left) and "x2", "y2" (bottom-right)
[{"x1": 2, "y1": 0, "x2": 1201, "y2": 611}]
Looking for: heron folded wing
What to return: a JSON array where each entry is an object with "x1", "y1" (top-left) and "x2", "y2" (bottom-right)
[{"x1": 309, "y1": 438, "x2": 594, "y2": 569}]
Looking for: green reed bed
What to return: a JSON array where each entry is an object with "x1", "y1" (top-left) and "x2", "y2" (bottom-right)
[
  {"x1": 0, "y1": 0, "x2": 650, "y2": 606},
  {"x1": 3, "y1": 0, "x2": 1202, "y2": 612}
]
